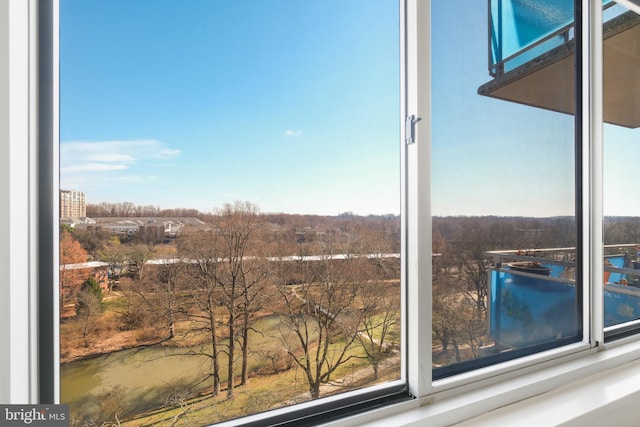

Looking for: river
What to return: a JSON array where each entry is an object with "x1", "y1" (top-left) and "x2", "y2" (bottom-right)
[{"x1": 61, "y1": 316, "x2": 284, "y2": 422}]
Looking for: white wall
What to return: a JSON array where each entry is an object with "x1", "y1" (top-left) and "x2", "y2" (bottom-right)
[{"x1": 0, "y1": 0, "x2": 10, "y2": 403}]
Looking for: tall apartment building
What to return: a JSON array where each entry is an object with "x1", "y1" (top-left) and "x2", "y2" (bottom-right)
[{"x1": 60, "y1": 189, "x2": 86, "y2": 217}]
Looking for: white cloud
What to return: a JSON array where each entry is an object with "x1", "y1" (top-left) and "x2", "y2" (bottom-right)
[
  {"x1": 63, "y1": 163, "x2": 128, "y2": 173},
  {"x1": 156, "y1": 148, "x2": 182, "y2": 159},
  {"x1": 60, "y1": 139, "x2": 180, "y2": 175},
  {"x1": 86, "y1": 153, "x2": 135, "y2": 163},
  {"x1": 284, "y1": 129, "x2": 302, "y2": 137},
  {"x1": 111, "y1": 174, "x2": 160, "y2": 184}
]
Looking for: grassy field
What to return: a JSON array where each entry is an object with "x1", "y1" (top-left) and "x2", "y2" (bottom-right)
[{"x1": 120, "y1": 343, "x2": 401, "y2": 427}]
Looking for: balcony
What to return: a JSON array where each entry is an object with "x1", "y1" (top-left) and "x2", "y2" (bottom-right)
[
  {"x1": 479, "y1": 0, "x2": 640, "y2": 128},
  {"x1": 487, "y1": 244, "x2": 640, "y2": 350}
]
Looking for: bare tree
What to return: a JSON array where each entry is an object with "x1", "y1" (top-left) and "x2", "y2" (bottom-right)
[
  {"x1": 127, "y1": 244, "x2": 153, "y2": 281},
  {"x1": 434, "y1": 277, "x2": 476, "y2": 364},
  {"x1": 178, "y1": 230, "x2": 224, "y2": 397},
  {"x1": 450, "y1": 220, "x2": 516, "y2": 318},
  {"x1": 100, "y1": 244, "x2": 126, "y2": 292},
  {"x1": 356, "y1": 281, "x2": 399, "y2": 379},
  {"x1": 270, "y1": 234, "x2": 365, "y2": 399},
  {"x1": 75, "y1": 277, "x2": 103, "y2": 346},
  {"x1": 238, "y1": 262, "x2": 272, "y2": 387},
  {"x1": 134, "y1": 261, "x2": 184, "y2": 340},
  {"x1": 211, "y1": 201, "x2": 266, "y2": 397},
  {"x1": 177, "y1": 201, "x2": 266, "y2": 399}
]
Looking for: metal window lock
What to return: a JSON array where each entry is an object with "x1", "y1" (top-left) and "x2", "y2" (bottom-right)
[{"x1": 405, "y1": 115, "x2": 422, "y2": 145}]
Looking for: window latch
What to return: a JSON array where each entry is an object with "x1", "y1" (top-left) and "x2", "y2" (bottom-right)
[{"x1": 405, "y1": 114, "x2": 422, "y2": 145}]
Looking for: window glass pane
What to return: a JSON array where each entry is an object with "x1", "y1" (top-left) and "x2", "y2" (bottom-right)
[
  {"x1": 59, "y1": 1, "x2": 401, "y2": 425},
  {"x1": 432, "y1": 0, "x2": 579, "y2": 377},
  {"x1": 603, "y1": 3, "x2": 640, "y2": 332}
]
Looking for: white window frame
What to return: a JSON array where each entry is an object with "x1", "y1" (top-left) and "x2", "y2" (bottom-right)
[
  {"x1": 401, "y1": 0, "x2": 600, "y2": 404},
  {"x1": 5, "y1": 0, "x2": 640, "y2": 425},
  {"x1": 402, "y1": 0, "x2": 640, "y2": 409},
  {"x1": 0, "y1": 0, "x2": 37, "y2": 404},
  {"x1": 404, "y1": 0, "x2": 433, "y2": 400}
]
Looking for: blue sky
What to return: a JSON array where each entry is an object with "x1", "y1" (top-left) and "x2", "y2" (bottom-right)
[
  {"x1": 60, "y1": 1, "x2": 400, "y2": 215},
  {"x1": 61, "y1": 1, "x2": 639, "y2": 217},
  {"x1": 431, "y1": 0, "x2": 576, "y2": 218},
  {"x1": 430, "y1": 0, "x2": 639, "y2": 217}
]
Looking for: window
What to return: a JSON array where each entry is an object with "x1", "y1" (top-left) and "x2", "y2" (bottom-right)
[
  {"x1": 431, "y1": 0, "x2": 580, "y2": 378},
  {"x1": 58, "y1": 1, "x2": 404, "y2": 426},
  {"x1": 602, "y1": 1, "x2": 640, "y2": 339},
  {"x1": 10, "y1": 0, "x2": 640, "y2": 426}
]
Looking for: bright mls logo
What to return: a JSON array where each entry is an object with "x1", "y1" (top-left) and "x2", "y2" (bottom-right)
[{"x1": 1, "y1": 405, "x2": 69, "y2": 426}]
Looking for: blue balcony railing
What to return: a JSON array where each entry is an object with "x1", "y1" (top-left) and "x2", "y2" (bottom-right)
[
  {"x1": 487, "y1": 245, "x2": 640, "y2": 349},
  {"x1": 490, "y1": 267, "x2": 577, "y2": 348},
  {"x1": 487, "y1": 247, "x2": 578, "y2": 348},
  {"x1": 489, "y1": 0, "x2": 615, "y2": 76}
]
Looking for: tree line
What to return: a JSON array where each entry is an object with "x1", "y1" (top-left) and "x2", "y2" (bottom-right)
[
  {"x1": 86, "y1": 202, "x2": 203, "y2": 218},
  {"x1": 62, "y1": 201, "x2": 401, "y2": 409}
]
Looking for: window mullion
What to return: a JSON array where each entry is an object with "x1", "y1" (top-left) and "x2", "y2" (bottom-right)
[
  {"x1": 404, "y1": 0, "x2": 432, "y2": 398},
  {"x1": 584, "y1": 0, "x2": 604, "y2": 345},
  {"x1": 37, "y1": 0, "x2": 60, "y2": 404}
]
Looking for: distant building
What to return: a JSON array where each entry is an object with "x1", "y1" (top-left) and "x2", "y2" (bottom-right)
[
  {"x1": 60, "y1": 189, "x2": 86, "y2": 218},
  {"x1": 88, "y1": 217, "x2": 206, "y2": 241}
]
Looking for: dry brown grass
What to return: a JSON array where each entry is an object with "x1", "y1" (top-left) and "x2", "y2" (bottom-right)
[
  {"x1": 151, "y1": 244, "x2": 177, "y2": 258},
  {"x1": 119, "y1": 341, "x2": 401, "y2": 427}
]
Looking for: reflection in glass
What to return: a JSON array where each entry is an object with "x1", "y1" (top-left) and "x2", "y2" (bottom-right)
[
  {"x1": 432, "y1": 0, "x2": 578, "y2": 377},
  {"x1": 603, "y1": 4, "x2": 640, "y2": 330}
]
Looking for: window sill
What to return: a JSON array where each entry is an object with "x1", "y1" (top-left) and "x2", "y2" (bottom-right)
[{"x1": 323, "y1": 337, "x2": 640, "y2": 426}]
